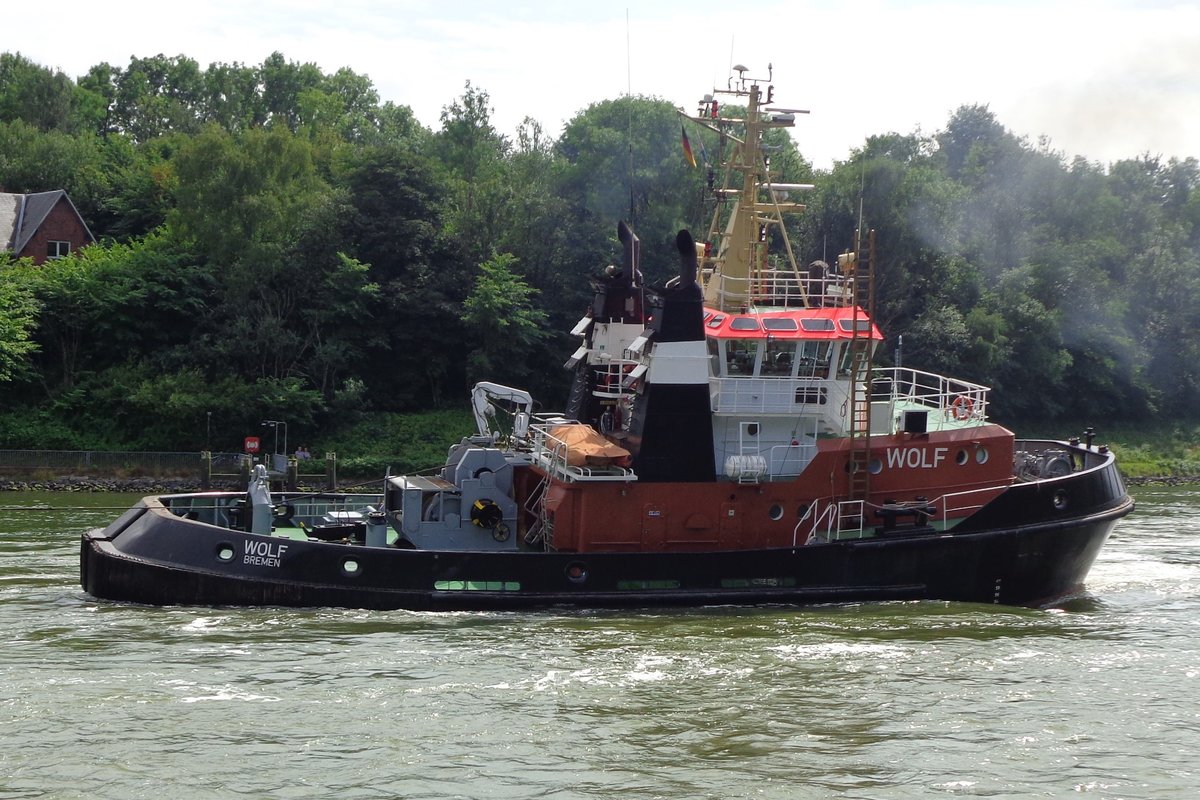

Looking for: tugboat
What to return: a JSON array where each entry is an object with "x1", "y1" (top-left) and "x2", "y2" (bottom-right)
[{"x1": 81, "y1": 66, "x2": 1133, "y2": 611}]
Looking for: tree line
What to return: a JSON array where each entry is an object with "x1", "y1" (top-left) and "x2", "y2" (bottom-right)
[{"x1": 1, "y1": 51, "x2": 1197, "y2": 451}]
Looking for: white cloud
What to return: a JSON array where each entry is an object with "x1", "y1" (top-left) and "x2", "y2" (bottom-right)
[{"x1": 6, "y1": 0, "x2": 1196, "y2": 168}]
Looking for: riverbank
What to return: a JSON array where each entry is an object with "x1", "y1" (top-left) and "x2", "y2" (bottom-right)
[
  {"x1": 1, "y1": 473, "x2": 1195, "y2": 493},
  {"x1": 0, "y1": 476, "x2": 372, "y2": 493}
]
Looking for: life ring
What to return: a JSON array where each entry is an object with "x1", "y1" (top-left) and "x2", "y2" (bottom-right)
[{"x1": 951, "y1": 395, "x2": 974, "y2": 421}]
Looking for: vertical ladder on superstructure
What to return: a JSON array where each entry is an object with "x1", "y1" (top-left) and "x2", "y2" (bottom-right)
[{"x1": 846, "y1": 228, "x2": 877, "y2": 505}]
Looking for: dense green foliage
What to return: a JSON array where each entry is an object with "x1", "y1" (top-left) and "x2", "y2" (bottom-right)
[{"x1": 1, "y1": 51, "x2": 1198, "y2": 452}]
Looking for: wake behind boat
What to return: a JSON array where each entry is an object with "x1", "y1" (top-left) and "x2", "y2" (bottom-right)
[{"x1": 81, "y1": 66, "x2": 1133, "y2": 611}]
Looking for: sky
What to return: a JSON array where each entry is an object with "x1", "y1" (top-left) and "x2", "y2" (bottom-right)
[{"x1": 7, "y1": 0, "x2": 1198, "y2": 170}]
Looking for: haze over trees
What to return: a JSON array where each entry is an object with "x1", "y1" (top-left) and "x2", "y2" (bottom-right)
[{"x1": 1, "y1": 51, "x2": 1197, "y2": 450}]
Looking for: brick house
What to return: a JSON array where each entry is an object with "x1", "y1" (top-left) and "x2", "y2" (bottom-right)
[{"x1": 0, "y1": 190, "x2": 96, "y2": 265}]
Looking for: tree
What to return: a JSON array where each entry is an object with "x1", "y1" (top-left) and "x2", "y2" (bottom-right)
[
  {"x1": 435, "y1": 82, "x2": 512, "y2": 266},
  {"x1": 260, "y1": 52, "x2": 324, "y2": 131},
  {"x1": 556, "y1": 94, "x2": 706, "y2": 283},
  {"x1": 8, "y1": 251, "x2": 125, "y2": 394},
  {"x1": 74, "y1": 63, "x2": 119, "y2": 137},
  {"x1": 497, "y1": 116, "x2": 574, "y2": 294},
  {"x1": 199, "y1": 61, "x2": 266, "y2": 133},
  {"x1": 461, "y1": 252, "x2": 549, "y2": 387},
  {"x1": 0, "y1": 272, "x2": 39, "y2": 383},
  {"x1": 0, "y1": 52, "x2": 75, "y2": 132},
  {"x1": 171, "y1": 124, "x2": 326, "y2": 269},
  {"x1": 332, "y1": 143, "x2": 444, "y2": 284},
  {"x1": 111, "y1": 54, "x2": 205, "y2": 142}
]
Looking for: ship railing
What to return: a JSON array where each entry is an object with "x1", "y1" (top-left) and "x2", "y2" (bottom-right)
[
  {"x1": 793, "y1": 499, "x2": 819, "y2": 545},
  {"x1": 807, "y1": 501, "x2": 838, "y2": 542},
  {"x1": 870, "y1": 367, "x2": 990, "y2": 422},
  {"x1": 766, "y1": 440, "x2": 818, "y2": 478},
  {"x1": 590, "y1": 356, "x2": 641, "y2": 399},
  {"x1": 525, "y1": 420, "x2": 638, "y2": 483},
  {"x1": 937, "y1": 486, "x2": 1006, "y2": 527},
  {"x1": 704, "y1": 270, "x2": 855, "y2": 309},
  {"x1": 712, "y1": 375, "x2": 822, "y2": 414},
  {"x1": 805, "y1": 499, "x2": 866, "y2": 542},
  {"x1": 160, "y1": 492, "x2": 381, "y2": 530},
  {"x1": 838, "y1": 500, "x2": 866, "y2": 537}
]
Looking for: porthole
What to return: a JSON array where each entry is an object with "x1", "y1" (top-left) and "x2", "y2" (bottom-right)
[
  {"x1": 216, "y1": 543, "x2": 235, "y2": 563},
  {"x1": 1053, "y1": 491, "x2": 1069, "y2": 511},
  {"x1": 565, "y1": 562, "x2": 589, "y2": 584},
  {"x1": 342, "y1": 558, "x2": 361, "y2": 576},
  {"x1": 956, "y1": 449, "x2": 969, "y2": 466},
  {"x1": 768, "y1": 504, "x2": 784, "y2": 521},
  {"x1": 975, "y1": 448, "x2": 990, "y2": 465},
  {"x1": 868, "y1": 458, "x2": 883, "y2": 475}
]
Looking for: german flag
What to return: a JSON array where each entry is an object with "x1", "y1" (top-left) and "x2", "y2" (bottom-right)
[{"x1": 681, "y1": 125, "x2": 697, "y2": 168}]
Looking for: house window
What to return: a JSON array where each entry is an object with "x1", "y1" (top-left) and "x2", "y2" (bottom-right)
[{"x1": 47, "y1": 241, "x2": 71, "y2": 259}]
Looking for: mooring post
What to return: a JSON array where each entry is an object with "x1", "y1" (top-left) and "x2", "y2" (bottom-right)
[
  {"x1": 200, "y1": 450, "x2": 212, "y2": 490},
  {"x1": 325, "y1": 452, "x2": 337, "y2": 491},
  {"x1": 287, "y1": 457, "x2": 298, "y2": 491},
  {"x1": 239, "y1": 455, "x2": 252, "y2": 487}
]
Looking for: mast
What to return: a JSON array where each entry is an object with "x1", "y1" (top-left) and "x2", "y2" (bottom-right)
[{"x1": 684, "y1": 64, "x2": 814, "y2": 312}]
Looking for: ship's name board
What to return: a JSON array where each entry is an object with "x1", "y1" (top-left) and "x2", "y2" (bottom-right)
[
  {"x1": 885, "y1": 446, "x2": 948, "y2": 470},
  {"x1": 244, "y1": 540, "x2": 288, "y2": 568}
]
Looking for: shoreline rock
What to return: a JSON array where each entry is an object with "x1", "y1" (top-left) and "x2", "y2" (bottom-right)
[
  {"x1": 1124, "y1": 475, "x2": 1200, "y2": 487},
  {"x1": 0, "y1": 476, "x2": 355, "y2": 493}
]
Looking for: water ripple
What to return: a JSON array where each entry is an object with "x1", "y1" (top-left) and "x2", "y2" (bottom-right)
[{"x1": 1, "y1": 489, "x2": 1198, "y2": 798}]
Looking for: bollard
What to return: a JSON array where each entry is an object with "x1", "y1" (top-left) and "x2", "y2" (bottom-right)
[
  {"x1": 365, "y1": 510, "x2": 389, "y2": 547},
  {"x1": 200, "y1": 450, "x2": 212, "y2": 490},
  {"x1": 249, "y1": 464, "x2": 273, "y2": 535},
  {"x1": 325, "y1": 452, "x2": 337, "y2": 491}
]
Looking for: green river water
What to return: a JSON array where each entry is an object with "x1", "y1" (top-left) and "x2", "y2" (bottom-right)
[{"x1": 1, "y1": 487, "x2": 1197, "y2": 799}]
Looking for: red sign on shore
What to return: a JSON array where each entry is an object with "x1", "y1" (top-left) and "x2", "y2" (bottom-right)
[{"x1": 243, "y1": 436, "x2": 261, "y2": 454}]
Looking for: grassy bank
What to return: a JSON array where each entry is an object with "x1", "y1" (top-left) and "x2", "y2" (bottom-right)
[
  {"x1": 313, "y1": 409, "x2": 476, "y2": 478},
  {"x1": 1014, "y1": 421, "x2": 1200, "y2": 481},
  {"x1": 4, "y1": 408, "x2": 1195, "y2": 485},
  {"x1": 321, "y1": 412, "x2": 1198, "y2": 483},
  {"x1": 1095, "y1": 426, "x2": 1200, "y2": 481}
]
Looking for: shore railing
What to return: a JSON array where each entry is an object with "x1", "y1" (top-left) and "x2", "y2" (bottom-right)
[{"x1": 0, "y1": 449, "x2": 338, "y2": 490}]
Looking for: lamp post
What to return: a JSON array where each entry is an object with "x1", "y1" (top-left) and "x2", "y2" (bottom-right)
[{"x1": 261, "y1": 419, "x2": 288, "y2": 456}]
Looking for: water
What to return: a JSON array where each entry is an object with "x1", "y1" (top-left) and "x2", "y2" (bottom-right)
[{"x1": 1, "y1": 487, "x2": 1197, "y2": 799}]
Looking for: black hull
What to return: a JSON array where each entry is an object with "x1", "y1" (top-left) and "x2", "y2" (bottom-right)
[{"x1": 81, "y1": 499, "x2": 1131, "y2": 612}]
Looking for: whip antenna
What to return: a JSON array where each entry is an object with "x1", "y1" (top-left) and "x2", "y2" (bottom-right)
[{"x1": 627, "y1": 8, "x2": 635, "y2": 223}]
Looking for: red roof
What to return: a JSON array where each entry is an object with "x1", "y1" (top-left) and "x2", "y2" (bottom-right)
[{"x1": 702, "y1": 307, "x2": 883, "y2": 341}]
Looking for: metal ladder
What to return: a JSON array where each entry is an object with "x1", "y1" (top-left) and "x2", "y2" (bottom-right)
[
  {"x1": 845, "y1": 228, "x2": 877, "y2": 513},
  {"x1": 522, "y1": 475, "x2": 554, "y2": 549}
]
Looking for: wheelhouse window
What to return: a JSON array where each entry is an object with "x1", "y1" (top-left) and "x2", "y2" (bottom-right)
[
  {"x1": 796, "y1": 341, "x2": 833, "y2": 378},
  {"x1": 762, "y1": 339, "x2": 796, "y2": 375},
  {"x1": 723, "y1": 339, "x2": 761, "y2": 376},
  {"x1": 836, "y1": 342, "x2": 875, "y2": 375},
  {"x1": 47, "y1": 241, "x2": 71, "y2": 259}
]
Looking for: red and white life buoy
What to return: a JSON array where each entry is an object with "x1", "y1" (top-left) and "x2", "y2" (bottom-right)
[{"x1": 951, "y1": 395, "x2": 974, "y2": 421}]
